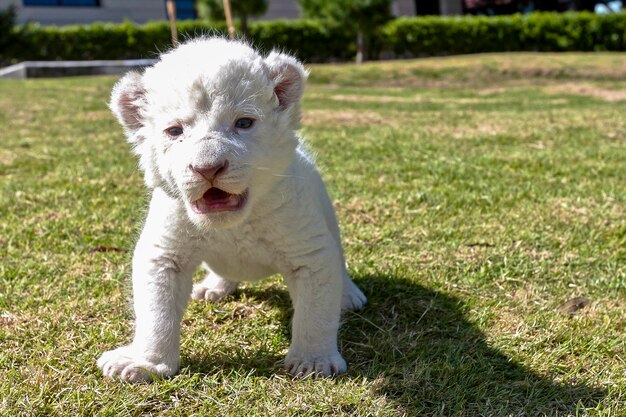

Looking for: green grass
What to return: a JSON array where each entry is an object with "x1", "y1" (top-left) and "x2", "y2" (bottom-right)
[{"x1": 1, "y1": 52, "x2": 624, "y2": 416}]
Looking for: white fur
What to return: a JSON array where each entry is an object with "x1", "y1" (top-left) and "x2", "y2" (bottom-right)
[{"x1": 97, "y1": 37, "x2": 366, "y2": 382}]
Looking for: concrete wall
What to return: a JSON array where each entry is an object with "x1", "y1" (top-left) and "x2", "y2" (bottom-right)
[
  {"x1": 0, "y1": 0, "x2": 459, "y2": 27},
  {"x1": 261, "y1": 0, "x2": 419, "y2": 21},
  {"x1": 262, "y1": 0, "x2": 300, "y2": 20},
  {"x1": 440, "y1": 0, "x2": 463, "y2": 15},
  {"x1": 392, "y1": 0, "x2": 417, "y2": 16},
  {"x1": 0, "y1": 0, "x2": 165, "y2": 25}
]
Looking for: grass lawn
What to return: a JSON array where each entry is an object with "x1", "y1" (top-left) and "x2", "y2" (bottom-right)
[{"x1": 0, "y1": 52, "x2": 624, "y2": 416}]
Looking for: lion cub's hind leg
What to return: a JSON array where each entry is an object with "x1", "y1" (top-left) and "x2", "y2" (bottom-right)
[{"x1": 192, "y1": 264, "x2": 239, "y2": 302}]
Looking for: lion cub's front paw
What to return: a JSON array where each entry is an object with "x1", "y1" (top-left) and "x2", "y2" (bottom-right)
[
  {"x1": 284, "y1": 351, "x2": 347, "y2": 378},
  {"x1": 97, "y1": 346, "x2": 177, "y2": 383}
]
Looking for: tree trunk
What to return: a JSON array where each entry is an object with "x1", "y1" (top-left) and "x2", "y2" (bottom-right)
[
  {"x1": 165, "y1": 0, "x2": 178, "y2": 46},
  {"x1": 356, "y1": 29, "x2": 364, "y2": 64},
  {"x1": 222, "y1": 0, "x2": 235, "y2": 39}
]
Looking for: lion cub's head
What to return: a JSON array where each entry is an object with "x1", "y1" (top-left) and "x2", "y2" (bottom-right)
[{"x1": 110, "y1": 37, "x2": 307, "y2": 228}]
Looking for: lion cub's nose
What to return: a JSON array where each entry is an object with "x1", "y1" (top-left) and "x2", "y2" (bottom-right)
[{"x1": 189, "y1": 160, "x2": 229, "y2": 180}]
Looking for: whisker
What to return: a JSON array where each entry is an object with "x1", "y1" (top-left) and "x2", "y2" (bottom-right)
[
  {"x1": 249, "y1": 165, "x2": 305, "y2": 179},
  {"x1": 272, "y1": 174, "x2": 305, "y2": 179}
]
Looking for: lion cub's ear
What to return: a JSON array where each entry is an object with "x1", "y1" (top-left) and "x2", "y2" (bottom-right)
[
  {"x1": 109, "y1": 71, "x2": 147, "y2": 142},
  {"x1": 265, "y1": 51, "x2": 308, "y2": 110}
]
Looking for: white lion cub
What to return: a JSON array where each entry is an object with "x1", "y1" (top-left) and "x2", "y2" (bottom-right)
[{"x1": 97, "y1": 37, "x2": 366, "y2": 382}]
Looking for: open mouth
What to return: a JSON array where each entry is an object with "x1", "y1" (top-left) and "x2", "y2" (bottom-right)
[{"x1": 191, "y1": 188, "x2": 247, "y2": 214}]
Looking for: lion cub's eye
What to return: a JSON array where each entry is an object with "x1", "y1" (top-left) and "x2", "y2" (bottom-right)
[
  {"x1": 234, "y1": 118, "x2": 255, "y2": 130},
  {"x1": 165, "y1": 126, "x2": 184, "y2": 137}
]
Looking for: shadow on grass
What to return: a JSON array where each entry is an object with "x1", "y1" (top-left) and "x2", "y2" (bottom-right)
[
  {"x1": 341, "y1": 274, "x2": 606, "y2": 416},
  {"x1": 182, "y1": 284, "x2": 291, "y2": 378},
  {"x1": 183, "y1": 274, "x2": 605, "y2": 415}
]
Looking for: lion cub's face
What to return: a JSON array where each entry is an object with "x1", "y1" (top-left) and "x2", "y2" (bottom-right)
[{"x1": 109, "y1": 38, "x2": 307, "y2": 228}]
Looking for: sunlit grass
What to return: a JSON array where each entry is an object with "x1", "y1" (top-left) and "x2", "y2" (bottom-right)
[{"x1": 1, "y1": 53, "x2": 624, "y2": 416}]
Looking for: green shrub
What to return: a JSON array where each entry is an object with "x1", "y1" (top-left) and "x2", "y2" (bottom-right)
[
  {"x1": 249, "y1": 19, "x2": 355, "y2": 61},
  {"x1": 2, "y1": 20, "x2": 229, "y2": 64},
  {"x1": 0, "y1": 19, "x2": 351, "y2": 65},
  {"x1": 1, "y1": 12, "x2": 626, "y2": 65},
  {"x1": 381, "y1": 12, "x2": 626, "y2": 58}
]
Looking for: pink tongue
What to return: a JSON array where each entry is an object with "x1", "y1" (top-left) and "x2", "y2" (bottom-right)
[{"x1": 193, "y1": 188, "x2": 239, "y2": 213}]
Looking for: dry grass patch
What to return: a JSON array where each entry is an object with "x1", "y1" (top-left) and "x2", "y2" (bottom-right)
[
  {"x1": 310, "y1": 52, "x2": 626, "y2": 89},
  {"x1": 76, "y1": 110, "x2": 111, "y2": 121},
  {"x1": 0, "y1": 312, "x2": 29, "y2": 328},
  {"x1": 0, "y1": 149, "x2": 16, "y2": 165},
  {"x1": 550, "y1": 197, "x2": 625, "y2": 226},
  {"x1": 546, "y1": 82, "x2": 626, "y2": 102},
  {"x1": 303, "y1": 109, "x2": 392, "y2": 127},
  {"x1": 310, "y1": 92, "x2": 510, "y2": 105}
]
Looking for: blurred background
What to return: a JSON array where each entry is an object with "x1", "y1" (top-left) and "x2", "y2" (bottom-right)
[
  {"x1": 2, "y1": 0, "x2": 626, "y2": 68},
  {"x1": 1, "y1": 0, "x2": 622, "y2": 26}
]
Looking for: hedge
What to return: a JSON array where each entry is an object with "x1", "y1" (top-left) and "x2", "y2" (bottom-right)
[
  {"x1": 249, "y1": 19, "x2": 355, "y2": 62},
  {"x1": 0, "y1": 19, "x2": 353, "y2": 65},
  {"x1": 1, "y1": 12, "x2": 626, "y2": 65},
  {"x1": 381, "y1": 12, "x2": 626, "y2": 57},
  {"x1": 2, "y1": 20, "x2": 228, "y2": 63}
]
